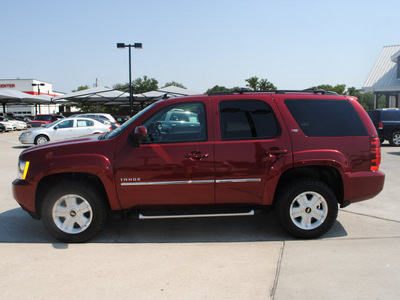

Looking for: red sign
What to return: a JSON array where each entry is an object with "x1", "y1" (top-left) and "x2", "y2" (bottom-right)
[{"x1": 0, "y1": 84, "x2": 15, "y2": 88}]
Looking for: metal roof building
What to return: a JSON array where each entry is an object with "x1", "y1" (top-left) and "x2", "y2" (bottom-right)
[{"x1": 363, "y1": 45, "x2": 400, "y2": 108}]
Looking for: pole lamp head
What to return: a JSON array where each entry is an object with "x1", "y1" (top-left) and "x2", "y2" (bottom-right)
[
  {"x1": 117, "y1": 43, "x2": 126, "y2": 49},
  {"x1": 133, "y1": 43, "x2": 142, "y2": 49}
]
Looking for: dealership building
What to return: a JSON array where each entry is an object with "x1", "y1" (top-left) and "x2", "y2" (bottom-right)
[{"x1": 0, "y1": 78, "x2": 67, "y2": 116}]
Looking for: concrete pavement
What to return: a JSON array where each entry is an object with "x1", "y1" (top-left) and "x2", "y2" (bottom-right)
[{"x1": 0, "y1": 131, "x2": 399, "y2": 299}]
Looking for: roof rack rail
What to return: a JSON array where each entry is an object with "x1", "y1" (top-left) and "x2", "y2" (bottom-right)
[
  {"x1": 208, "y1": 88, "x2": 339, "y2": 96},
  {"x1": 208, "y1": 91, "x2": 234, "y2": 96}
]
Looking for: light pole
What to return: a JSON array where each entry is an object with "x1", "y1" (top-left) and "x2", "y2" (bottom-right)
[
  {"x1": 117, "y1": 42, "x2": 142, "y2": 117},
  {"x1": 32, "y1": 82, "x2": 45, "y2": 115}
]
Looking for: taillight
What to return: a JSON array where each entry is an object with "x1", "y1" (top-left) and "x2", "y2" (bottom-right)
[
  {"x1": 109, "y1": 126, "x2": 112, "y2": 131},
  {"x1": 378, "y1": 122, "x2": 383, "y2": 130},
  {"x1": 370, "y1": 137, "x2": 381, "y2": 171}
]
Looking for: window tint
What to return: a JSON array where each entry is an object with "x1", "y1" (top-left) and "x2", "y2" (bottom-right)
[
  {"x1": 285, "y1": 99, "x2": 368, "y2": 137},
  {"x1": 381, "y1": 111, "x2": 400, "y2": 121},
  {"x1": 219, "y1": 100, "x2": 279, "y2": 140},
  {"x1": 57, "y1": 119, "x2": 74, "y2": 129},
  {"x1": 143, "y1": 102, "x2": 206, "y2": 143}
]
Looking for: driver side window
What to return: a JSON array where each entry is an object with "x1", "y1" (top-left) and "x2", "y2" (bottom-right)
[
  {"x1": 142, "y1": 102, "x2": 207, "y2": 143},
  {"x1": 57, "y1": 119, "x2": 74, "y2": 129}
]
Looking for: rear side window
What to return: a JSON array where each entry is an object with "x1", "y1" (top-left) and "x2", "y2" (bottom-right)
[
  {"x1": 219, "y1": 100, "x2": 279, "y2": 140},
  {"x1": 285, "y1": 99, "x2": 368, "y2": 137},
  {"x1": 381, "y1": 111, "x2": 400, "y2": 121}
]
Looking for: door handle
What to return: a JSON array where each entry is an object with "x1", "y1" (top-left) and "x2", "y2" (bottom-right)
[
  {"x1": 264, "y1": 148, "x2": 288, "y2": 157},
  {"x1": 185, "y1": 150, "x2": 209, "y2": 161}
]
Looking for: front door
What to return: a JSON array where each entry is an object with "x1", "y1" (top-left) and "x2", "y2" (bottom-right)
[
  {"x1": 52, "y1": 119, "x2": 74, "y2": 141},
  {"x1": 212, "y1": 96, "x2": 292, "y2": 205},
  {"x1": 115, "y1": 100, "x2": 215, "y2": 208}
]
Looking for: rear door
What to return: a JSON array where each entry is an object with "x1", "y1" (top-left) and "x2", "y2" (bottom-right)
[
  {"x1": 212, "y1": 94, "x2": 292, "y2": 205},
  {"x1": 73, "y1": 119, "x2": 95, "y2": 138}
]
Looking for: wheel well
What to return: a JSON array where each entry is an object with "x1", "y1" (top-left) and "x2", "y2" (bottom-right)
[
  {"x1": 35, "y1": 172, "x2": 110, "y2": 219},
  {"x1": 273, "y1": 166, "x2": 343, "y2": 206},
  {"x1": 35, "y1": 134, "x2": 49, "y2": 142}
]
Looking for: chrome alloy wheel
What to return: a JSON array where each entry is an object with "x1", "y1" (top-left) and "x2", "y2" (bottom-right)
[
  {"x1": 52, "y1": 194, "x2": 93, "y2": 234},
  {"x1": 36, "y1": 136, "x2": 48, "y2": 144},
  {"x1": 289, "y1": 191, "x2": 328, "y2": 230},
  {"x1": 392, "y1": 133, "x2": 400, "y2": 145}
]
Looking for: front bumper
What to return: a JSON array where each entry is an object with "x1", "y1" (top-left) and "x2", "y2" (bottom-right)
[
  {"x1": 19, "y1": 134, "x2": 34, "y2": 144},
  {"x1": 12, "y1": 179, "x2": 38, "y2": 218}
]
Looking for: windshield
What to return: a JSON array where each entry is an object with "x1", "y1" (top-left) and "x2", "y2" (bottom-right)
[
  {"x1": 44, "y1": 119, "x2": 63, "y2": 128},
  {"x1": 107, "y1": 103, "x2": 157, "y2": 139},
  {"x1": 34, "y1": 115, "x2": 52, "y2": 121}
]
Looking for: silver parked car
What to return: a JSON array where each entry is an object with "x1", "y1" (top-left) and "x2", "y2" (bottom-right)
[{"x1": 19, "y1": 117, "x2": 112, "y2": 145}]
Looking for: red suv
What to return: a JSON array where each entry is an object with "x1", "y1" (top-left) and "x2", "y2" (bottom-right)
[
  {"x1": 27, "y1": 114, "x2": 64, "y2": 128},
  {"x1": 12, "y1": 90, "x2": 385, "y2": 242}
]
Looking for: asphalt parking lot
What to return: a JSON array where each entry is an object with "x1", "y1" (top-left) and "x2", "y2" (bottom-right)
[{"x1": 1, "y1": 130, "x2": 400, "y2": 299}]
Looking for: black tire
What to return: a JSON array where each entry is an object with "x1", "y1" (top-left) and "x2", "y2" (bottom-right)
[
  {"x1": 35, "y1": 135, "x2": 49, "y2": 145},
  {"x1": 41, "y1": 180, "x2": 108, "y2": 243},
  {"x1": 276, "y1": 179, "x2": 338, "y2": 239},
  {"x1": 389, "y1": 131, "x2": 400, "y2": 146}
]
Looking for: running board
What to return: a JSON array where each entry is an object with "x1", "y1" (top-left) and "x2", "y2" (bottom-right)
[{"x1": 138, "y1": 209, "x2": 255, "y2": 220}]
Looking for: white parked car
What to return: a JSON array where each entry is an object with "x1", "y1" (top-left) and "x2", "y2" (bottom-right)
[
  {"x1": 1, "y1": 117, "x2": 27, "y2": 130},
  {"x1": 70, "y1": 113, "x2": 120, "y2": 129},
  {"x1": 19, "y1": 117, "x2": 112, "y2": 145},
  {"x1": 0, "y1": 119, "x2": 16, "y2": 131}
]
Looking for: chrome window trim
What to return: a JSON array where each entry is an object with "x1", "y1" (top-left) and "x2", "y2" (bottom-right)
[{"x1": 121, "y1": 178, "x2": 261, "y2": 186}]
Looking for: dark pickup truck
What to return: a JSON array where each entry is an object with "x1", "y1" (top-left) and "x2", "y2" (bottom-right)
[{"x1": 13, "y1": 90, "x2": 385, "y2": 242}]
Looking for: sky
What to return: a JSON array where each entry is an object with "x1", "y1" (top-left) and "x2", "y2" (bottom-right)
[{"x1": 1, "y1": 0, "x2": 399, "y2": 94}]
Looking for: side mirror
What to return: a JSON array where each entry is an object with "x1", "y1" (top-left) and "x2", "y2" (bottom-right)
[
  {"x1": 128, "y1": 126, "x2": 148, "y2": 147},
  {"x1": 53, "y1": 126, "x2": 58, "y2": 130}
]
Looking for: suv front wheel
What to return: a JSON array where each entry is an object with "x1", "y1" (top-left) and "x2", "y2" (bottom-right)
[
  {"x1": 277, "y1": 179, "x2": 338, "y2": 239},
  {"x1": 41, "y1": 180, "x2": 108, "y2": 243}
]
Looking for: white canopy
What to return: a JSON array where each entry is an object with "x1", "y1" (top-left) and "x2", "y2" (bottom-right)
[
  {"x1": 135, "y1": 86, "x2": 199, "y2": 98},
  {"x1": 51, "y1": 85, "x2": 200, "y2": 110},
  {"x1": 0, "y1": 89, "x2": 51, "y2": 114},
  {"x1": 52, "y1": 86, "x2": 131, "y2": 103}
]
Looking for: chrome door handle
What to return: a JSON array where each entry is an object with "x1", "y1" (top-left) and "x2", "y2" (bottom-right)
[
  {"x1": 185, "y1": 151, "x2": 209, "y2": 161},
  {"x1": 264, "y1": 148, "x2": 288, "y2": 157}
]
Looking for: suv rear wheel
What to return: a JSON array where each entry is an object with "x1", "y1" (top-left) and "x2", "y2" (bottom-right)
[
  {"x1": 277, "y1": 179, "x2": 338, "y2": 239},
  {"x1": 389, "y1": 131, "x2": 400, "y2": 146},
  {"x1": 41, "y1": 180, "x2": 108, "y2": 243}
]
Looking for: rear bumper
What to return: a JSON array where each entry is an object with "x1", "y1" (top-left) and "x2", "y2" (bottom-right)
[
  {"x1": 12, "y1": 179, "x2": 38, "y2": 218},
  {"x1": 342, "y1": 171, "x2": 385, "y2": 204}
]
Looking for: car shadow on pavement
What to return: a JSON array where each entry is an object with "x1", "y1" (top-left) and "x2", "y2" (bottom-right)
[
  {"x1": 12, "y1": 145, "x2": 31, "y2": 149},
  {"x1": 0, "y1": 208, "x2": 348, "y2": 245},
  {"x1": 387, "y1": 152, "x2": 400, "y2": 156}
]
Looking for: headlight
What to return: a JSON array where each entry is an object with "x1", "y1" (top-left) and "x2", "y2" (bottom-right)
[{"x1": 18, "y1": 160, "x2": 30, "y2": 180}]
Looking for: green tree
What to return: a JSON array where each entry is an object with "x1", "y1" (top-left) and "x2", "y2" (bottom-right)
[
  {"x1": 245, "y1": 76, "x2": 277, "y2": 90},
  {"x1": 258, "y1": 78, "x2": 277, "y2": 91},
  {"x1": 113, "y1": 75, "x2": 158, "y2": 94},
  {"x1": 205, "y1": 85, "x2": 239, "y2": 94},
  {"x1": 163, "y1": 81, "x2": 186, "y2": 89},
  {"x1": 72, "y1": 85, "x2": 89, "y2": 92},
  {"x1": 310, "y1": 84, "x2": 347, "y2": 95},
  {"x1": 245, "y1": 76, "x2": 260, "y2": 90}
]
